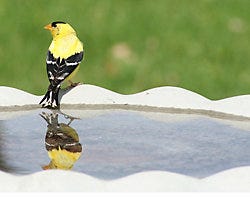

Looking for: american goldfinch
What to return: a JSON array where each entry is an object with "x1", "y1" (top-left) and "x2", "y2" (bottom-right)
[
  {"x1": 39, "y1": 21, "x2": 84, "y2": 109},
  {"x1": 40, "y1": 111, "x2": 82, "y2": 170}
]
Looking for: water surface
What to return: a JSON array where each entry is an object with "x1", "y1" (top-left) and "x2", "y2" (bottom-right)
[{"x1": 0, "y1": 108, "x2": 250, "y2": 179}]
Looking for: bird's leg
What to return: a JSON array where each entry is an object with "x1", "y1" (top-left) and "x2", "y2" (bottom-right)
[
  {"x1": 63, "y1": 80, "x2": 83, "y2": 91},
  {"x1": 68, "y1": 80, "x2": 82, "y2": 87}
]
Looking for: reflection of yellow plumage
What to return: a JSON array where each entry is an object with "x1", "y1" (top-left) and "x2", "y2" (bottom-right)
[
  {"x1": 44, "y1": 147, "x2": 81, "y2": 170},
  {"x1": 40, "y1": 111, "x2": 82, "y2": 170}
]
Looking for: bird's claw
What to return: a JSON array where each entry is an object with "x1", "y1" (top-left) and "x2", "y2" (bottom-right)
[{"x1": 70, "y1": 82, "x2": 82, "y2": 87}]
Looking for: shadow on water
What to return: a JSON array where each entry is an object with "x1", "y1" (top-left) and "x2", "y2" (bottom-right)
[
  {"x1": 1, "y1": 108, "x2": 250, "y2": 179},
  {"x1": 0, "y1": 123, "x2": 15, "y2": 173}
]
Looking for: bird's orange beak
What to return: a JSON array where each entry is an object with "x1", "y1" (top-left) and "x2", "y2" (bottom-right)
[{"x1": 44, "y1": 24, "x2": 52, "y2": 30}]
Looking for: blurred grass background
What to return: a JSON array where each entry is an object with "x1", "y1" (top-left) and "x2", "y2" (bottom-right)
[{"x1": 0, "y1": 0, "x2": 250, "y2": 100}]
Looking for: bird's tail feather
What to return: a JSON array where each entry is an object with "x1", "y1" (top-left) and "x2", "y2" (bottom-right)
[{"x1": 39, "y1": 85, "x2": 60, "y2": 109}]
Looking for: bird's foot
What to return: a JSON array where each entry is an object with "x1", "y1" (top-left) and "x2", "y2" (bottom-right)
[
  {"x1": 70, "y1": 82, "x2": 82, "y2": 87},
  {"x1": 64, "y1": 81, "x2": 82, "y2": 91}
]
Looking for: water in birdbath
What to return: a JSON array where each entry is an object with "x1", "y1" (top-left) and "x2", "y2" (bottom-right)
[{"x1": 1, "y1": 107, "x2": 250, "y2": 180}]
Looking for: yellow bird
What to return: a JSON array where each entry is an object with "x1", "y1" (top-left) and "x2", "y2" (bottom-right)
[{"x1": 39, "y1": 21, "x2": 84, "y2": 109}]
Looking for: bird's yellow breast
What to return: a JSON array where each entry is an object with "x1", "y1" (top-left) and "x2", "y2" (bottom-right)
[{"x1": 49, "y1": 34, "x2": 83, "y2": 59}]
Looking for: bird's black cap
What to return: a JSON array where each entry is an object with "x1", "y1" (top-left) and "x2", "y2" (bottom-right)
[{"x1": 51, "y1": 21, "x2": 66, "y2": 27}]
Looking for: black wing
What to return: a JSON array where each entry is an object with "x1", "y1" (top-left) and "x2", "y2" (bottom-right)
[{"x1": 46, "y1": 51, "x2": 84, "y2": 87}]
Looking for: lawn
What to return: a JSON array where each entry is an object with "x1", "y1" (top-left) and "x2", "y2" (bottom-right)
[{"x1": 0, "y1": 0, "x2": 250, "y2": 100}]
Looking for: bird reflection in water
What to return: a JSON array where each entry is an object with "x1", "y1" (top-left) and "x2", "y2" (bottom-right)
[{"x1": 40, "y1": 111, "x2": 82, "y2": 170}]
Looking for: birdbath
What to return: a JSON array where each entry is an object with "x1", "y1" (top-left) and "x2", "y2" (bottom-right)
[{"x1": 1, "y1": 84, "x2": 250, "y2": 192}]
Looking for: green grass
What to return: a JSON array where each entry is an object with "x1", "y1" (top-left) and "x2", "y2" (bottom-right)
[{"x1": 0, "y1": 0, "x2": 250, "y2": 100}]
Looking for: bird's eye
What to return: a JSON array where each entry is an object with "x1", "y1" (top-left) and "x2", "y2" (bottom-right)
[{"x1": 51, "y1": 22, "x2": 58, "y2": 28}]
